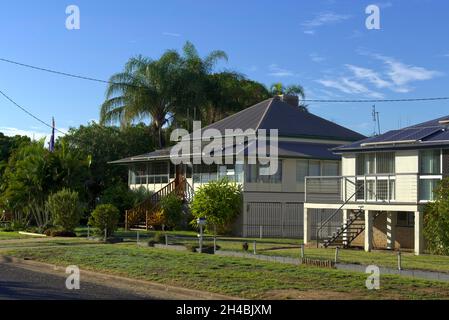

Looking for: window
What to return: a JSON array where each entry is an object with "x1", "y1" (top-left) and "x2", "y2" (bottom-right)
[
  {"x1": 322, "y1": 162, "x2": 340, "y2": 176},
  {"x1": 397, "y1": 212, "x2": 414, "y2": 227},
  {"x1": 296, "y1": 160, "x2": 309, "y2": 184},
  {"x1": 245, "y1": 161, "x2": 283, "y2": 184},
  {"x1": 193, "y1": 164, "x2": 218, "y2": 184},
  {"x1": 419, "y1": 149, "x2": 442, "y2": 201},
  {"x1": 357, "y1": 152, "x2": 394, "y2": 175},
  {"x1": 419, "y1": 179, "x2": 439, "y2": 201},
  {"x1": 420, "y1": 150, "x2": 441, "y2": 175},
  {"x1": 309, "y1": 161, "x2": 321, "y2": 176},
  {"x1": 376, "y1": 152, "x2": 395, "y2": 174}
]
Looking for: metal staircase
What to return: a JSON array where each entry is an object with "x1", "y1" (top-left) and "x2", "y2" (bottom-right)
[
  {"x1": 322, "y1": 210, "x2": 382, "y2": 248},
  {"x1": 125, "y1": 177, "x2": 194, "y2": 230}
]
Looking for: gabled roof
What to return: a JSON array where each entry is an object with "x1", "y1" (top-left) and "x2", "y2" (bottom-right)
[
  {"x1": 198, "y1": 97, "x2": 365, "y2": 142},
  {"x1": 335, "y1": 115, "x2": 449, "y2": 153}
]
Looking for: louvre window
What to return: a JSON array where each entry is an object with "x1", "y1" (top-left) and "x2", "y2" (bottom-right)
[{"x1": 356, "y1": 152, "x2": 395, "y2": 175}]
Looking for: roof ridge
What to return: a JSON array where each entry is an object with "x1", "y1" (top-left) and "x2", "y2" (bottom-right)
[
  {"x1": 200, "y1": 98, "x2": 273, "y2": 131},
  {"x1": 255, "y1": 98, "x2": 275, "y2": 131}
]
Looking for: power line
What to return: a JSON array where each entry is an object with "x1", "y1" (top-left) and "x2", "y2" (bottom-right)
[
  {"x1": 0, "y1": 57, "x2": 112, "y2": 85},
  {"x1": 302, "y1": 97, "x2": 449, "y2": 103},
  {"x1": 1, "y1": 57, "x2": 449, "y2": 103},
  {"x1": 0, "y1": 88, "x2": 67, "y2": 136}
]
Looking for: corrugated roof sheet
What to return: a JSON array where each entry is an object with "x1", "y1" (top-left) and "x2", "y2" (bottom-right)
[{"x1": 194, "y1": 97, "x2": 365, "y2": 141}]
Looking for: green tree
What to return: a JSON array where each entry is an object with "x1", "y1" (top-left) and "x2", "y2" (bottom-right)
[
  {"x1": 198, "y1": 72, "x2": 270, "y2": 125},
  {"x1": 0, "y1": 133, "x2": 30, "y2": 187},
  {"x1": 0, "y1": 139, "x2": 89, "y2": 232},
  {"x1": 190, "y1": 178, "x2": 242, "y2": 234},
  {"x1": 424, "y1": 179, "x2": 449, "y2": 255},
  {"x1": 60, "y1": 122, "x2": 155, "y2": 210},
  {"x1": 46, "y1": 188, "x2": 82, "y2": 232}
]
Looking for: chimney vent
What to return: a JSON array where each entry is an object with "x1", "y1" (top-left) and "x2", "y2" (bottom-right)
[{"x1": 280, "y1": 94, "x2": 299, "y2": 107}]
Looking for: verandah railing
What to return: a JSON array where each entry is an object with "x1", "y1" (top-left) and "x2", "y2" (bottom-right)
[{"x1": 304, "y1": 173, "x2": 434, "y2": 204}]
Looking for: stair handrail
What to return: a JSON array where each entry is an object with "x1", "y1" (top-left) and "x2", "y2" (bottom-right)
[
  {"x1": 126, "y1": 177, "x2": 193, "y2": 229},
  {"x1": 316, "y1": 178, "x2": 363, "y2": 248}
]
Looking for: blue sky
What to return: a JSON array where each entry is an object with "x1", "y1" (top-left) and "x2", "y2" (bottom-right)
[{"x1": 0, "y1": 0, "x2": 448, "y2": 140}]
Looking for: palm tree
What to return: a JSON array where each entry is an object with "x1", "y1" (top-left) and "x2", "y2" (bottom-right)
[
  {"x1": 269, "y1": 82, "x2": 308, "y2": 111},
  {"x1": 100, "y1": 42, "x2": 228, "y2": 148}
]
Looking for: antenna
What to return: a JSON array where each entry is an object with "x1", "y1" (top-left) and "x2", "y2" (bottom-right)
[{"x1": 372, "y1": 105, "x2": 381, "y2": 136}]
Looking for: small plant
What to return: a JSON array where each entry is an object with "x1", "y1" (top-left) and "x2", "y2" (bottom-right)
[
  {"x1": 185, "y1": 244, "x2": 198, "y2": 253},
  {"x1": 152, "y1": 231, "x2": 166, "y2": 244},
  {"x1": 88, "y1": 204, "x2": 120, "y2": 238},
  {"x1": 46, "y1": 189, "x2": 82, "y2": 233}
]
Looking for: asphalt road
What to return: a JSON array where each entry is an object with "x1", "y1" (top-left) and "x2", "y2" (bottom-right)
[{"x1": 0, "y1": 262, "x2": 154, "y2": 300}]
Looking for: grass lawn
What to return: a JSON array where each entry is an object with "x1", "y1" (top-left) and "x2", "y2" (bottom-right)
[
  {"x1": 5, "y1": 243, "x2": 449, "y2": 300},
  {"x1": 0, "y1": 231, "x2": 32, "y2": 240}
]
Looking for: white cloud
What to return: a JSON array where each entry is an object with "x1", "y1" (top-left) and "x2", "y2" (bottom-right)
[
  {"x1": 316, "y1": 78, "x2": 384, "y2": 99},
  {"x1": 0, "y1": 127, "x2": 66, "y2": 144},
  {"x1": 345, "y1": 64, "x2": 391, "y2": 88},
  {"x1": 318, "y1": 52, "x2": 443, "y2": 97},
  {"x1": 303, "y1": 30, "x2": 315, "y2": 35},
  {"x1": 268, "y1": 64, "x2": 295, "y2": 77},
  {"x1": 310, "y1": 53, "x2": 326, "y2": 63},
  {"x1": 302, "y1": 12, "x2": 351, "y2": 34},
  {"x1": 162, "y1": 32, "x2": 181, "y2": 37}
]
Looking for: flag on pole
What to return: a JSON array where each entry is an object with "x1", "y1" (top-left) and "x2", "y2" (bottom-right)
[{"x1": 49, "y1": 117, "x2": 55, "y2": 152}]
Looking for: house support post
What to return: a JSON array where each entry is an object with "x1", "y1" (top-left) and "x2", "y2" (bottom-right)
[
  {"x1": 414, "y1": 210, "x2": 424, "y2": 255},
  {"x1": 364, "y1": 210, "x2": 373, "y2": 252},
  {"x1": 125, "y1": 210, "x2": 128, "y2": 231},
  {"x1": 386, "y1": 212, "x2": 396, "y2": 250},
  {"x1": 304, "y1": 208, "x2": 312, "y2": 245},
  {"x1": 342, "y1": 209, "x2": 349, "y2": 246}
]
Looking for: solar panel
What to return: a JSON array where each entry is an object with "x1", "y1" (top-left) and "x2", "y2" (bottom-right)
[
  {"x1": 426, "y1": 130, "x2": 449, "y2": 142},
  {"x1": 401, "y1": 127, "x2": 442, "y2": 141},
  {"x1": 362, "y1": 127, "x2": 442, "y2": 146}
]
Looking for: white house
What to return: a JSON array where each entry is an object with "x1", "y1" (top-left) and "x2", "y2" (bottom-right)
[
  {"x1": 111, "y1": 95, "x2": 365, "y2": 237},
  {"x1": 304, "y1": 116, "x2": 449, "y2": 255}
]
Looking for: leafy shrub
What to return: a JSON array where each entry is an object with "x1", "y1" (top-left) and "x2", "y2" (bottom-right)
[
  {"x1": 100, "y1": 185, "x2": 153, "y2": 220},
  {"x1": 46, "y1": 189, "x2": 82, "y2": 232},
  {"x1": 147, "y1": 210, "x2": 165, "y2": 229},
  {"x1": 190, "y1": 178, "x2": 242, "y2": 234},
  {"x1": 424, "y1": 178, "x2": 449, "y2": 255},
  {"x1": 88, "y1": 204, "x2": 120, "y2": 238},
  {"x1": 10, "y1": 220, "x2": 27, "y2": 231},
  {"x1": 50, "y1": 230, "x2": 77, "y2": 237},
  {"x1": 159, "y1": 194, "x2": 183, "y2": 228}
]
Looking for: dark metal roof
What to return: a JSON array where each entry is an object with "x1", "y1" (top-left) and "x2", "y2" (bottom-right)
[
  {"x1": 111, "y1": 97, "x2": 365, "y2": 164},
  {"x1": 194, "y1": 97, "x2": 365, "y2": 141},
  {"x1": 110, "y1": 140, "x2": 340, "y2": 164},
  {"x1": 109, "y1": 148, "x2": 172, "y2": 165},
  {"x1": 335, "y1": 115, "x2": 449, "y2": 153},
  {"x1": 275, "y1": 141, "x2": 340, "y2": 160}
]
